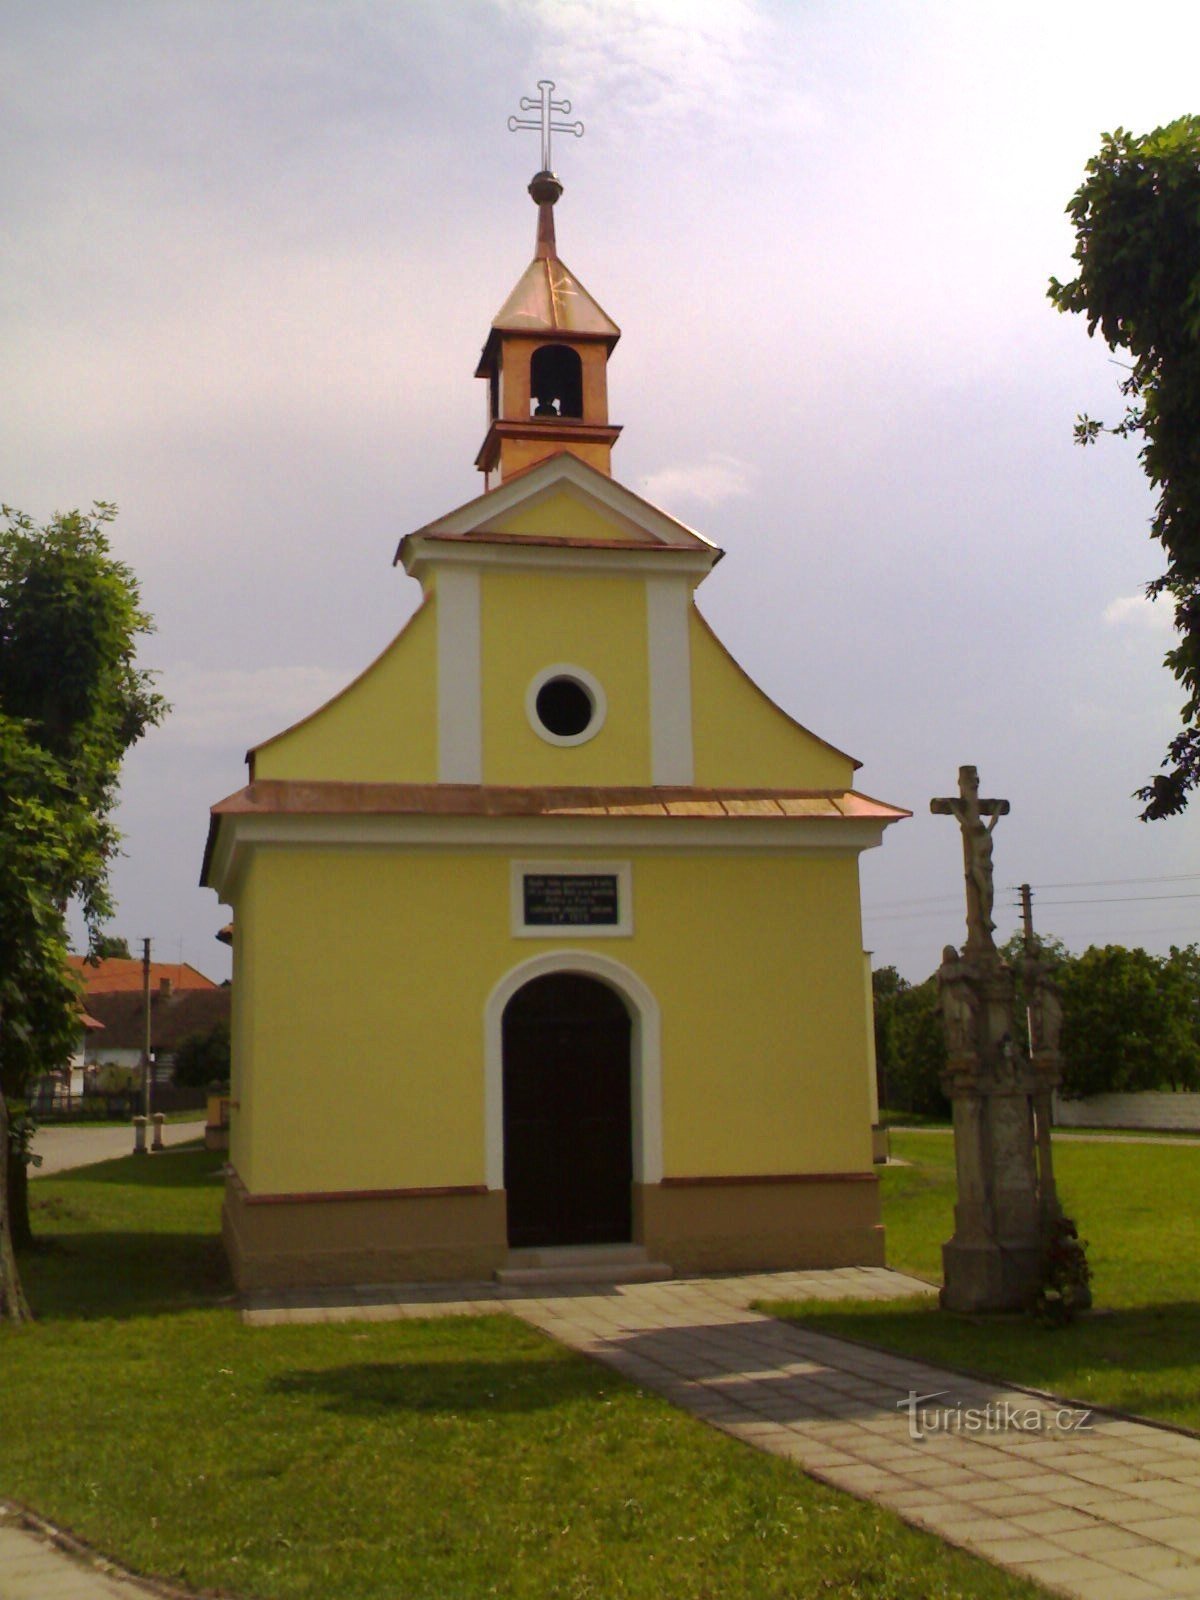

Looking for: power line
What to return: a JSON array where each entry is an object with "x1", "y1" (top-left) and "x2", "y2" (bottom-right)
[
  {"x1": 1006, "y1": 872, "x2": 1200, "y2": 891},
  {"x1": 1021, "y1": 892, "x2": 1200, "y2": 908}
]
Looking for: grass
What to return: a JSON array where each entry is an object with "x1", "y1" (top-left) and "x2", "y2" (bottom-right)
[
  {"x1": 0, "y1": 1143, "x2": 1046, "y2": 1599},
  {"x1": 765, "y1": 1129, "x2": 1200, "y2": 1431}
]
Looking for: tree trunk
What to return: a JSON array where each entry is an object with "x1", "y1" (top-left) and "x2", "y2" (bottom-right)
[
  {"x1": 0, "y1": 1091, "x2": 32, "y2": 1322},
  {"x1": 7, "y1": 1139, "x2": 31, "y2": 1250}
]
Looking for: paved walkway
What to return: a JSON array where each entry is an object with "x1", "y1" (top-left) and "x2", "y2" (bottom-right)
[
  {"x1": 11, "y1": 1266, "x2": 1200, "y2": 1598},
  {"x1": 30, "y1": 1120, "x2": 206, "y2": 1177},
  {"x1": 248, "y1": 1267, "x2": 1200, "y2": 1600},
  {"x1": 0, "y1": 1509, "x2": 154, "y2": 1599}
]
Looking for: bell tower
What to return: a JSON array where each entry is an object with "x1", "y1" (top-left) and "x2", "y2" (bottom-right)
[{"x1": 475, "y1": 85, "x2": 621, "y2": 488}]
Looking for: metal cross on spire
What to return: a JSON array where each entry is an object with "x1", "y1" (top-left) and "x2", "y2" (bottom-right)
[{"x1": 508, "y1": 79, "x2": 583, "y2": 172}]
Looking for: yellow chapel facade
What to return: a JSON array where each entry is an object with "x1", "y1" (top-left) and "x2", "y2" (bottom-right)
[{"x1": 202, "y1": 164, "x2": 907, "y2": 1291}]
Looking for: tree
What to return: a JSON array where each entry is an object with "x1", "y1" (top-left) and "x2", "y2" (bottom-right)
[
  {"x1": 871, "y1": 966, "x2": 948, "y2": 1119},
  {"x1": 88, "y1": 934, "x2": 131, "y2": 960},
  {"x1": 1058, "y1": 944, "x2": 1200, "y2": 1097},
  {"x1": 1049, "y1": 117, "x2": 1200, "y2": 819},
  {"x1": 171, "y1": 1021, "x2": 231, "y2": 1089},
  {"x1": 0, "y1": 505, "x2": 165, "y2": 1320}
]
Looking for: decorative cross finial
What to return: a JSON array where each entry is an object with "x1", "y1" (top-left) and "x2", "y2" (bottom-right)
[{"x1": 508, "y1": 79, "x2": 583, "y2": 172}]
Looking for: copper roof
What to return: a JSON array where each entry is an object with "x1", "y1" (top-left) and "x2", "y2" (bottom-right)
[
  {"x1": 203, "y1": 780, "x2": 909, "y2": 887},
  {"x1": 415, "y1": 530, "x2": 701, "y2": 555},
  {"x1": 210, "y1": 780, "x2": 909, "y2": 822},
  {"x1": 491, "y1": 256, "x2": 619, "y2": 342}
]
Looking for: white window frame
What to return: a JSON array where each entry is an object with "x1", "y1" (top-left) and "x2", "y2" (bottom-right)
[{"x1": 525, "y1": 663, "x2": 607, "y2": 747}]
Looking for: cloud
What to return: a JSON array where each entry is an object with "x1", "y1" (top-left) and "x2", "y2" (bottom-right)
[
  {"x1": 158, "y1": 662, "x2": 351, "y2": 749},
  {"x1": 1102, "y1": 593, "x2": 1176, "y2": 635},
  {"x1": 497, "y1": 0, "x2": 821, "y2": 144},
  {"x1": 639, "y1": 453, "x2": 754, "y2": 510}
]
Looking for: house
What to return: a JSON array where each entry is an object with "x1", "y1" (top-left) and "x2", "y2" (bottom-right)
[
  {"x1": 83, "y1": 986, "x2": 230, "y2": 1079},
  {"x1": 202, "y1": 161, "x2": 907, "y2": 1291}
]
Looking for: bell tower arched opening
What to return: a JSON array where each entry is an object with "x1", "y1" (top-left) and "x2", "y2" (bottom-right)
[{"x1": 530, "y1": 344, "x2": 583, "y2": 418}]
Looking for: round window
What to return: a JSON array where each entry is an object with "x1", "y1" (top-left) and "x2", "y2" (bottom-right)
[
  {"x1": 536, "y1": 676, "x2": 593, "y2": 737},
  {"x1": 526, "y1": 664, "x2": 607, "y2": 747}
]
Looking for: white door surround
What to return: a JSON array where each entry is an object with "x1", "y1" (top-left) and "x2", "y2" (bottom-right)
[{"x1": 483, "y1": 949, "x2": 663, "y2": 1191}]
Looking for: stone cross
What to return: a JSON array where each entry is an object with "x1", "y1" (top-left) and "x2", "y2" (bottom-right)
[
  {"x1": 508, "y1": 79, "x2": 584, "y2": 172},
  {"x1": 930, "y1": 765, "x2": 1010, "y2": 954}
]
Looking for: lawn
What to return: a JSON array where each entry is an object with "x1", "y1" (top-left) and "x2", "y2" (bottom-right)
[
  {"x1": 765, "y1": 1130, "x2": 1200, "y2": 1431},
  {"x1": 0, "y1": 1144, "x2": 1046, "y2": 1600}
]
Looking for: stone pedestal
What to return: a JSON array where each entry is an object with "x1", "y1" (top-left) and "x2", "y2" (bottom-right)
[{"x1": 937, "y1": 949, "x2": 1075, "y2": 1313}]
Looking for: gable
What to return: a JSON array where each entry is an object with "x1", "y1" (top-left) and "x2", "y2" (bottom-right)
[
  {"x1": 689, "y1": 608, "x2": 858, "y2": 790},
  {"x1": 401, "y1": 452, "x2": 720, "y2": 561},
  {"x1": 488, "y1": 486, "x2": 655, "y2": 544},
  {"x1": 252, "y1": 599, "x2": 437, "y2": 783}
]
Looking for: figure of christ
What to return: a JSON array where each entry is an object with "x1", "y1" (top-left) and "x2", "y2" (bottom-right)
[{"x1": 931, "y1": 766, "x2": 1011, "y2": 954}]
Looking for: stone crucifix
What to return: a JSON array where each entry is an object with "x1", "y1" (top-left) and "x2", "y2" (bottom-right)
[{"x1": 931, "y1": 766, "x2": 1010, "y2": 955}]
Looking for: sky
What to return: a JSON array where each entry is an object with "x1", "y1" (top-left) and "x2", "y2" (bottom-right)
[{"x1": 4, "y1": 0, "x2": 1200, "y2": 983}]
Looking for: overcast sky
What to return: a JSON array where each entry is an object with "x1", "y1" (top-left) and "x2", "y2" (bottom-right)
[{"x1": 5, "y1": 0, "x2": 1199, "y2": 982}]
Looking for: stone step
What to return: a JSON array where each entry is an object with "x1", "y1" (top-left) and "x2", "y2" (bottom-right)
[
  {"x1": 504, "y1": 1243, "x2": 652, "y2": 1269},
  {"x1": 495, "y1": 1260, "x2": 674, "y2": 1287},
  {"x1": 496, "y1": 1245, "x2": 672, "y2": 1286}
]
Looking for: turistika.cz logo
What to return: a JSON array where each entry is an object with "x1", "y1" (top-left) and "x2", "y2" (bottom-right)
[{"x1": 897, "y1": 1390, "x2": 1093, "y2": 1442}]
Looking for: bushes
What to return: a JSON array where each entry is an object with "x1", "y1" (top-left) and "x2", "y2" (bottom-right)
[
  {"x1": 873, "y1": 941, "x2": 1200, "y2": 1109},
  {"x1": 171, "y1": 1022, "x2": 230, "y2": 1089},
  {"x1": 1059, "y1": 945, "x2": 1200, "y2": 1097},
  {"x1": 872, "y1": 967, "x2": 948, "y2": 1118}
]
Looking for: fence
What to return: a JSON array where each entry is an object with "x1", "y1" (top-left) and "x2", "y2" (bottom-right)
[{"x1": 30, "y1": 1085, "x2": 208, "y2": 1122}]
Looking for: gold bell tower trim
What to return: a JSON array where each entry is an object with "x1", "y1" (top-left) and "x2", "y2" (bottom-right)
[{"x1": 474, "y1": 81, "x2": 622, "y2": 487}]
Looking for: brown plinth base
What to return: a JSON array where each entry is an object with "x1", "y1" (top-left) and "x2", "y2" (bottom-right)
[
  {"x1": 636, "y1": 1174, "x2": 884, "y2": 1274},
  {"x1": 223, "y1": 1171, "x2": 509, "y2": 1291},
  {"x1": 223, "y1": 1169, "x2": 885, "y2": 1292},
  {"x1": 940, "y1": 1238, "x2": 1042, "y2": 1313}
]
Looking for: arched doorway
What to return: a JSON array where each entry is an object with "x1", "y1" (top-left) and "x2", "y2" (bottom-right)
[{"x1": 502, "y1": 972, "x2": 633, "y2": 1248}]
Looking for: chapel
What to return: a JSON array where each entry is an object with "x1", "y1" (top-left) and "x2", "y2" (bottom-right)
[{"x1": 202, "y1": 123, "x2": 907, "y2": 1291}]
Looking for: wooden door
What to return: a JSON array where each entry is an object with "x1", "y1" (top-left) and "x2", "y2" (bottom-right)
[{"x1": 502, "y1": 973, "x2": 633, "y2": 1248}]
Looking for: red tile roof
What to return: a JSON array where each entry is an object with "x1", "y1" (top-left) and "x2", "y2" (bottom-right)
[{"x1": 67, "y1": 956, "x2": 219, "y2": 996}]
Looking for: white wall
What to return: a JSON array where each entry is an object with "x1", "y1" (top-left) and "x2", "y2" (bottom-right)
[{"x1": 1053, "y1": 1091, "x2": 1200, "y2": 1132}]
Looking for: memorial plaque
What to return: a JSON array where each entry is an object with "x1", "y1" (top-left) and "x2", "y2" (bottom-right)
[{"x1": 523, "y1": 872, "x2": 620, "y2": 927}]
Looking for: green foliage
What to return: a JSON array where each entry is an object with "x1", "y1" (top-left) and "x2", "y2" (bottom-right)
[
  {"x1": 872, "y1": 966, "x2": 948, "y2": 1117},
  {"x1": 89, "y1": 934, "x2": 131, "y2": 960},
  {"x1": 171, "y1": 1022, "x2": 231, "y2": 1089},
  {"x1": 92, "y1": 1063, "x2": 140, "y2": 1095},
  {"x1": 1059, "y1": 943, "x2": 1200, "y2": 1096},
  {"x1": 1049, "y1": 118, "x2": 1200, "y2": 818},
  {"x1": 0, "y1": 505, "x2": 166, "y2": 1300},
  {"x1": 0, "y1": 505, "x2": 165, "y2": 1098},
  {"x1": 1036, "y1": 1214, "x2": 1091, "y2": 1326}
]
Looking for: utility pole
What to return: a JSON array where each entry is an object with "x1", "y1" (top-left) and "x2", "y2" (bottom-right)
[
  {"x1": 1019, "y1": 883, "x2": 1035, "y2": 952},
  {"x1": 141, "y1": 936, "x2": 152, "y2": 1120}
]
